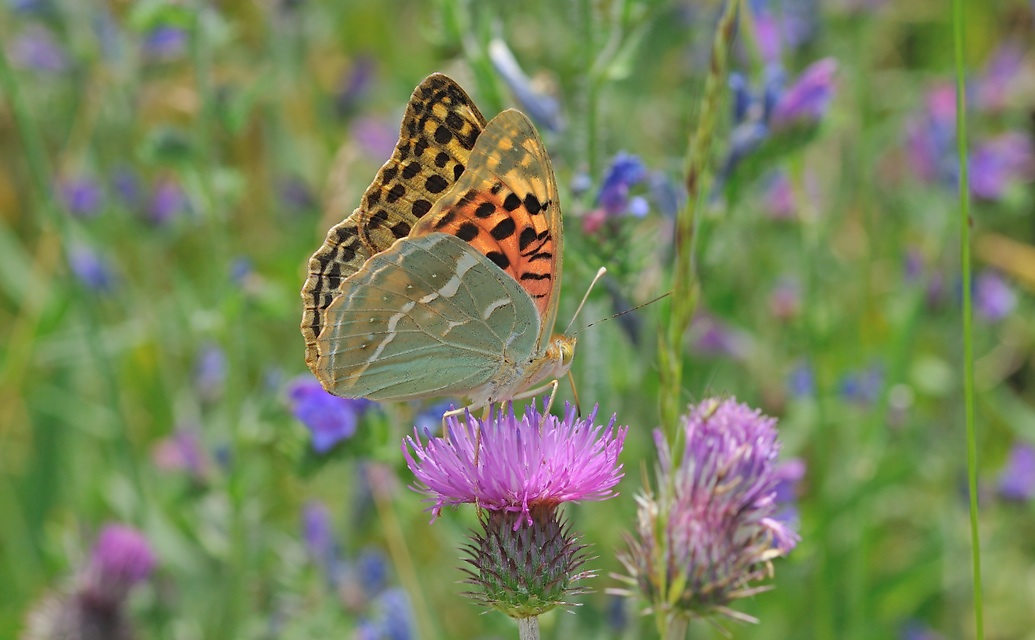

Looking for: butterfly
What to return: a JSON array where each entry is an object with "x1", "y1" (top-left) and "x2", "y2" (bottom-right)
[{"x1": 301, "y1": 73, "x2": 575, "y2": 411}]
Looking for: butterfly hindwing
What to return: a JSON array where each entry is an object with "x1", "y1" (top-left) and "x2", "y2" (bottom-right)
[
  {"x1": 409, "y1": 109, "x2": 563, "y2": 347},
  {"x1": 301, "y1": 74, "x2": 488, "y2": 371},
  {"x1": 314, "y1": 233, "x2": 540, "y2": 402}
]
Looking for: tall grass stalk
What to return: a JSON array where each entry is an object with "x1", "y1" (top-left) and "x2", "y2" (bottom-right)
[
  {"x1": 659, "y1": 0, "x2": 739, "y2": 433},
  {"x1": 952, "y1": 0, "x2": 984, "y2": 637}
]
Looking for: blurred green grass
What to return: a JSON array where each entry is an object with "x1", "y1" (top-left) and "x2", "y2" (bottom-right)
[{"x1": 1, "y1": 0, "x2": 1035, "y2": 638}]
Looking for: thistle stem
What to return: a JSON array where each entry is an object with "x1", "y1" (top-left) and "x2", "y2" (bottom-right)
[{"x1": 517, "y1": 615, "x2": 540, "y2": 640}]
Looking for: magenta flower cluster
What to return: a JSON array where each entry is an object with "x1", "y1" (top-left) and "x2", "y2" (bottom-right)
[{"x1": 404, "y1": 404, "x2": 627, "y2": 528}]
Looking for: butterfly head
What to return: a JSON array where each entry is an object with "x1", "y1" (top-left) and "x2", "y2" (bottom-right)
[{"x1": 544, "y1": 334, "x2": 577, "y2": 379}]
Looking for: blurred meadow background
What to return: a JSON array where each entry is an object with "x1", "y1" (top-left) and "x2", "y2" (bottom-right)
[{"x1": 2, "y1": 0, "x2": 1035, "y2": 638}]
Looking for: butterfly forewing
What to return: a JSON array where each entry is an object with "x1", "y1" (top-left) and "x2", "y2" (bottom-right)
[
  {"x1": 409, "y1": 109, "x2": 563, "y2": 346},
  {"x1": 301, "y1": 74, "x2": 488, "y2": 371},
  {"x1": 357, "y1": 74, "x2": 487, "y2": 251},
  {"x1": 315, "y1": 233, "x2": 540, "y2": 402}
]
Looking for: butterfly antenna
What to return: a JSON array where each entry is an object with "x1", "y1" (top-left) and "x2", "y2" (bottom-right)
[
  {"x1": 564, "y1": 267, "x2": 608, "y2": 334},
  {"x1": 577, "y1": 291, "x2": 671, "y2": 334}
]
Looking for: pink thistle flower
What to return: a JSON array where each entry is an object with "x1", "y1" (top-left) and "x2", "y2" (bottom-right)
[
  {"x1": 617, "y1": 398, "x2": 798, "y2": 623},
  {"x1": 404, "y1": 403, "x2": 627, "y2": 528},
  {"x1": 82, "y1": 524, "x2": 156, "y2": 606},
  {"x1": 404, "y1": 402, "x2": 626, "y2": 618}
]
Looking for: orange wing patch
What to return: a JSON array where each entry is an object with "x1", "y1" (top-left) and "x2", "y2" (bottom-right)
[
  {"x1": 417, "y1": 183, "x2": 556, "y2": 315},
  {"x1": 410, "y1": 109, "x2": 562, "y2": 324}
]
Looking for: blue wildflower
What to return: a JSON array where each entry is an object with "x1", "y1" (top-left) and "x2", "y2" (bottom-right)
[
  {"x1": 194, "y1": 343, "x2": 227, "y2": 403},
  {"x1": 598, "y1": 153, "x2": 648, "y2": 215},
  {"x1": 647, "y1": 171, "x2": 685, "y2": 218},
  {"x1": 838, "y1": 364, "x2": 883, "y2": 405},
  {"x1": 489, "y1": 38, "x2": 564, "y2": 133},
  {"x1": 355, "y1": 547, "x2": 389, "y2": 596},
  {"x1": 59, "y1": 177, "x2": 104, "y2": 218},
  {"x1": 68, "y1": 244, "x2": 117, "y2": 292},
  {"x1": 900, "y1": 619, "x2": 946, "y2": 640},
  {"x1": 357, "y1": 588, "x2": 415, "y2": 640},
  {"x1": 111, "y1": 168, "x2": 144, "y2": 211},
  {"x1": 302, "y1": 501, "x2": 343, "y2": 586},
  {"x1": 287, "y1": 376, "x2": 375, "y2": 453},
  {"x1": 788, "y1": 362, "x2": 815, "y2": 397},
  {"x1": 148, "y1": 178, "x2": 189, "y2": 225},
  {"x1": 997, "y1": 443, "x2": 1035, "y2": 502},
  {"x1": 142, "y1": 26, "x2": 188, "y2": 60}
]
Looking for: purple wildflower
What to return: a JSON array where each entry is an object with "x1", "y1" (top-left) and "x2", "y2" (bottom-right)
[
  {"x1": 335, "y1": 56, "x2": 376, "y2": 118},
  {"x1": 68, "y1": 244, "x2": 117, "y2": 292},
  {"x1": 22, "y1": 524, "x2": 154, "y2": 640},
  {"x1": 997, "y1": 443, "x2": 1035, "y2": 502},
  {"x1": 975, "y1": 43, "x2": 1024, "y2": 112},
  {"x1": 59, "y1": 177, "x2": 104, "y2": 218},
  {"x1": 969, "y1": 133, "x2": 1033, "y2": 201},
  {"x1": 750, "y1": 0, "x2": 819, "y2": 62},
  {"x1": 720, "y1": 61, "x2": 834, "y2": 185},
  {"x1": 142, "y1": 26, "x2": 188, "y2": 60},
  {"x1": 9, "y1": 26, "x2": 68, "y2": 72},
  {"x1": 617, "y1": 398, "x2": 797, "y2": 622},
  {"x1": 194, "y1": 343, "x2": 227, "y2": 403},
  {"x1": 287, "y1": 376, "x2": 375, "y2": 453},
  {"x1": 689, "y1": 313, "x2": 754, "y2": 360},
  {"x1": 489, "y1": 38, "x2": 564, "y2": 133},
  {"x1": 770, "y1": 58, "x2": 838, "y2": 130},
  {"x1": 148, "y1": 178, "x2": 189, "y2": 225},
  {"x1": 352, "y1": 116, "x2": 398, "y2": 160},
  {"x1": 753, "y1": 8, "x2": 783, "y2": 63},
  {"x1": 152, "y1": 426, "x2": 210, "y2": 480},
  {"x1": 404, "y1": 403, "x2": 626, "y2": 526},
  {"x1": 974, "y1": 270, "x2": 1016, "y2": 322},
  {"x1": 277, "y1": 176, "x2": 317, "y2": 213},
  {"x1": 82, "y1": 524, "x2": 156, "y2": 606},
  {"x1": 405, "y1": 403, "x2": 625, "y2": 617}
]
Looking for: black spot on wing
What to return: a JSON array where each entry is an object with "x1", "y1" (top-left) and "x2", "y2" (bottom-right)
[{"x1": 456, "y1": 221, "x2": 479, "y2": 241}]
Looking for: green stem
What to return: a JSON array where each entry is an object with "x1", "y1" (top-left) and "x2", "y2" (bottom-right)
[
  {"x1": 952, "y1": 0, "x2": 984, "y2": 637},
  {"x1": 659, "y1": 0, "x2": 740, "y2": 433}
]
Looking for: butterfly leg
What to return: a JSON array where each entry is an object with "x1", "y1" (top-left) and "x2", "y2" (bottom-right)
[{"x1": 509, "y1": 379, "x2": 561, "y2": 419}]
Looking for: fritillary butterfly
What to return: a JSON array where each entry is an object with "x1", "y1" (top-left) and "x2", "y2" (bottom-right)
[{"x1": 301, "y1": 73, "x2": 574, "y2": 409}]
